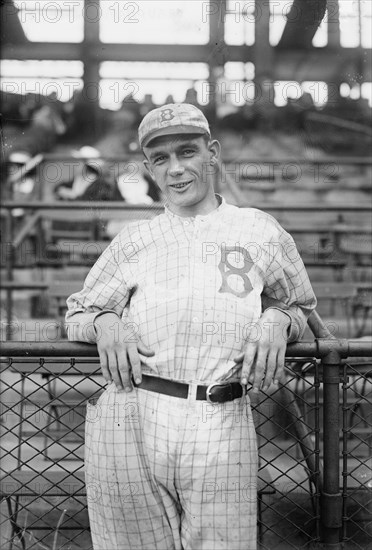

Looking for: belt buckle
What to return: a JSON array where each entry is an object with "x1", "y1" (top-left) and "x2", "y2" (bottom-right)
[{"x1": 206, "y1": 382, "x2": 222, "y2": 403}]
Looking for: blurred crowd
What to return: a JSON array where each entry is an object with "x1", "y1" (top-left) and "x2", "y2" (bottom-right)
[{"x1": 2, "y1": 85, "x2": 371, "y2": 206}]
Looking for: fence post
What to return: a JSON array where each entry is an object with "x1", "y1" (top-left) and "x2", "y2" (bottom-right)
[
  {"x1": 319, "y1": 342, "x2": 345, "y2": 549},
  {"x1": 5, "y1": 212, "x2": 14, "y2": 341}
]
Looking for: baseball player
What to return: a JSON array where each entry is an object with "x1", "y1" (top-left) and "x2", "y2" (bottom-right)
[{"x1": 66, "y1": 103, "x2": 316, "y2": 550}]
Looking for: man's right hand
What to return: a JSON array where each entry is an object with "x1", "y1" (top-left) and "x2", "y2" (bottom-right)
[{"x1": 93, "y1": 312, "x2": 155, "y2": 392}]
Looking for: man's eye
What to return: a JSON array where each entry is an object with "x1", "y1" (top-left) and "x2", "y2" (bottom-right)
[
  {"x1": 183, "y1": 149, "x2": 195, "y2": 156},
  {"x1": 154, "y1": 156, "x2": 165, "y2": 164}
]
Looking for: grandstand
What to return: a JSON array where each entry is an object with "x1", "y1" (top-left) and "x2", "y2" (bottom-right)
[{"x1": 1, "y1": 1, "x2": 371, "y2": 549}]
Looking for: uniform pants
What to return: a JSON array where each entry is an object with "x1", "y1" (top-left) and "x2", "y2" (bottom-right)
[{"x1": 85, "y1": 382, "x2": 258, "y2": 550}]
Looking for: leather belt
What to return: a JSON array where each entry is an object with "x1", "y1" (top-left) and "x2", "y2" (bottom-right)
[{"x1": 133, "y1": 374, "x2": 246, "y2": 403}]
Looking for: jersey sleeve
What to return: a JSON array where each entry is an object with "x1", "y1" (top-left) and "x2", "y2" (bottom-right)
[
  {"x1": 65, "y1": 239, "x2": 130, "y2": 343},
  {"x1": 262, "y1": 225, "x2": 317, "y2": 342}
]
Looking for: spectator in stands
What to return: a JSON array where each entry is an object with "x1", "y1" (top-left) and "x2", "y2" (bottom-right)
[
  {"x1": 140, "y1": 94, "x2": 156, "y2": 118},
  {"x1": 95, "y1": 94, "x2": 141, "y2": 157},
  {"x1": 55, "y1": 158, "x2": 114, "y2": 202},
  {"x1": 164, "y1": 94, "x2": 175, "y2": 105},
  {"x1": 3, "y1": 97, "x2": 67, "y2": 161},
  {"x1": 106, "y1": 165, "x2": 162, "y2": 238},
  {"x1": 184, "y1": 87, "x2": 200, "y2": 107},
  {"x1": 112, "y1": 165, "x2": 161, "y2": 204},
  {"x1": 284, "y1": 92, "x2": 315, "y2": 131}
]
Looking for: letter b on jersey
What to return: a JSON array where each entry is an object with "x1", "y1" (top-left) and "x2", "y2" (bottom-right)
[{"x1": 218, "y1": 246, "x2": 253, "y2": 298}]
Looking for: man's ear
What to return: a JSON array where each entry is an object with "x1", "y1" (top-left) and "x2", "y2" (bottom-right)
[
  {"x1": 143, "y1": 158, "x2": 154, "y2": 179},
  {"x1": 208, "y1": 139, "x2": 221, "y2": 164}
]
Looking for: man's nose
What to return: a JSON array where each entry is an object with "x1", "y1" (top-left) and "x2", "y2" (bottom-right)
[{"x1": 168, "y1": 156, "x2": 185, "y2": 177}]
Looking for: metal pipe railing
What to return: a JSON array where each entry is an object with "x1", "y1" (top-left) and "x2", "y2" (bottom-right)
[
  {"x1": 320, "y1": 346, "x2": 346, "y2": 547},
  {"x1": 1, "y1": 339, "x2": 371, "y2": 359},
  {"x1": 4, "y1": 213, "x2": 14, "y2": 342}
]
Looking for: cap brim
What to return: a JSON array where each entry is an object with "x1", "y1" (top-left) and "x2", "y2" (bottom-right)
[{"x1": 142, "y1": 125, "x2": 210, "y2": 147}]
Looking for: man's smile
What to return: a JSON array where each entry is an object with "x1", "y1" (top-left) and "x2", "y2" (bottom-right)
[{"x1": 169, "y1": 180, "x2": 193, "y2": 190}]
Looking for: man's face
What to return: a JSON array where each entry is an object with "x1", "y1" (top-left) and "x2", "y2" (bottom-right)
[{"x1": 143, "y1": 134, "x2": 220, "y2": 216}]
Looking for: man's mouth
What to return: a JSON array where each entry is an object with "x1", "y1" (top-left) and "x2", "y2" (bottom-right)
[{"x1": 169, "y1": 180, "x2": 192, "y2": 190}]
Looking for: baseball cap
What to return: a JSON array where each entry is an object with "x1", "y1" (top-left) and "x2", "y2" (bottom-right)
[{"x1": 138, "y1": 103, "x2": 210, "y2": 148}]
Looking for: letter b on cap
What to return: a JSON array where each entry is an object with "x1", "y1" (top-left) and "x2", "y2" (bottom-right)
[{"x1": 160, "y1": 108, "x2": 175, "y2": 122}]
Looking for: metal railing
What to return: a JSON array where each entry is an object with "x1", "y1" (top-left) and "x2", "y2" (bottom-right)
[{"x1": 1, "y1": 336, "x2": 371, "y2": 549}]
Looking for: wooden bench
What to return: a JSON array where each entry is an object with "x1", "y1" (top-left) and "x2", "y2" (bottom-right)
[
  {"x1": 338, "y1": 234, "x2": 372, "y2": 268},
  {"x1": 311, "y1": 282, "x2": 359, "y2": 337},
  {"x1": 302, "y1": 258, "x2": 347, "y2": 282},
  {"x1": 48, "y1": 281, "x2": 85, "y2": 335},
  {"x1": 286, "y1": 223, "x2": 372, "y2": 266},
  {"x1": 39, "y1": 208, "x2": 158, "y2": 244},
  {"x1": 49, "y1": 280, "x2": 85, "y2": 305},
  {"x1": 311, "y1": 281, "x2": 372, "y2": 337},
  {"x1": 54, "y1": 239, "x2": 109, "y2": 265}
]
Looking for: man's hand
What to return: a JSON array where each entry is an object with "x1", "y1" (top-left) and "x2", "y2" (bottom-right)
[
  {"x1": 94, "y1": 312, "x2": 155, "y2": 392},
  {"x1": 233, "y1": 309, "x2": 291, "y2": 393}
]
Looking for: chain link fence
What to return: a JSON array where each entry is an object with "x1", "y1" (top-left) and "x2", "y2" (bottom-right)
[{"x1": 0, "y1": 341, "x2": 371, "y2": 550}]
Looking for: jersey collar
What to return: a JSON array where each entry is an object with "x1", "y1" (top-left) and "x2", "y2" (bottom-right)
[{"x1": 164, "y1": 194, "x2": 227, "y2": 221}]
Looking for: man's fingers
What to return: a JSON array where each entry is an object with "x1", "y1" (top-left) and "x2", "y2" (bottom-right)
[
  {"x1": 252, "y1": 347, "x2": 268, "y2": 393},
  {"x1": 240, "y1": 345, "x2": 256, "y2": 386},
  {"x1": 95, "y1": 318, "x2": 153, "y2": 392},
  {"x1": 118, "y1": 351, "x2": 132, "y2": 392},
  {"x1": 107, "y1": 351, "x2": 124, "y2": 391},
  {"x1": 274, "y1": 347, "x2": 286, "y2": 385},
  {"x1": 127, "y1": 345, "x2": 142, "y2": 385},
  {"x1": 98, "y1": 349, "x2": 112, "y2": 384},
  {"x1": 262, "y1": 348, "x2": 277, "y2": 392},
  {"x1": 115, "y1": 347, "x2": 130, "y2": 391}
]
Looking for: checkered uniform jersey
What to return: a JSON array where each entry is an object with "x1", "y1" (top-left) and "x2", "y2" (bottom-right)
[
  {"x1": 66, "y1": 196, "x2": 316, "y2": 384},
  {"x1": 66, "y1": 196, "x2": 316, "y2": 550}
]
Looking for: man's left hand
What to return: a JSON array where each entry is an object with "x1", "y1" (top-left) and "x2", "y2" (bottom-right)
[{"x1": 233, "y1": 309, "x2": 291, "y2": 393}]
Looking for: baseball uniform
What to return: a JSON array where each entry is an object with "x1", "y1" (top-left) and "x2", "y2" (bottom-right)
[{"x1": 66, "y1": 195, "x2": 316, "y2": 549}]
